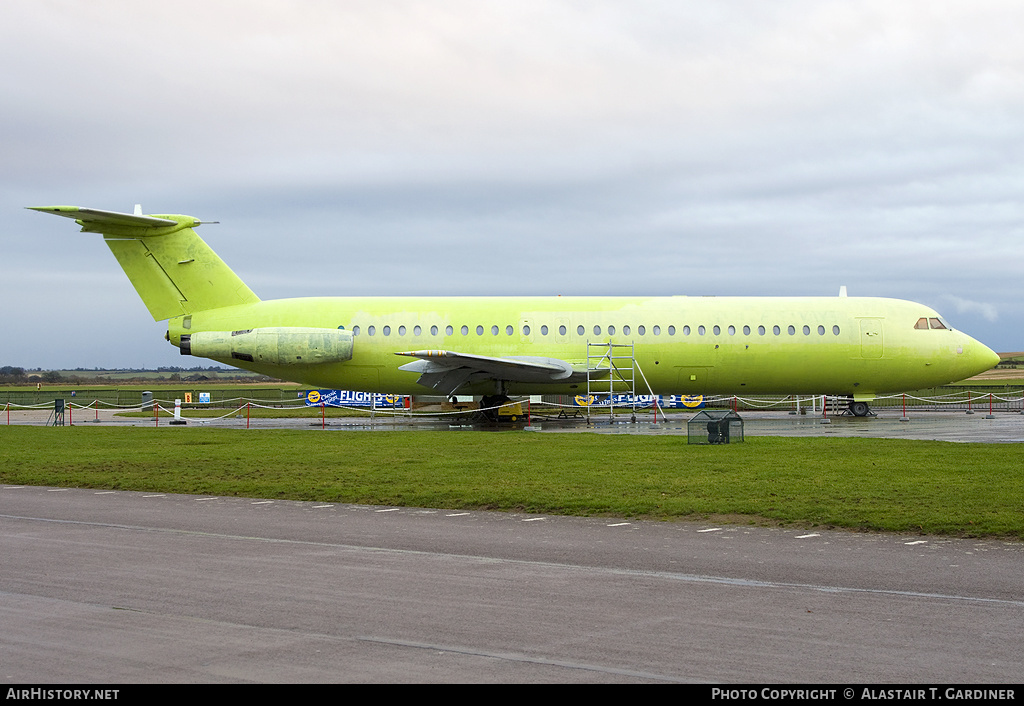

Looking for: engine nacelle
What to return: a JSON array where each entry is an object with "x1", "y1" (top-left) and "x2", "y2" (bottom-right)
[{"x1": 180, "y1": 327, "x2": 354, "y2": 366}]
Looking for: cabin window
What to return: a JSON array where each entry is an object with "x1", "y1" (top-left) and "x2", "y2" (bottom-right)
[
  {"x1": 743, "y1": 325, "x2": 750, "y2": 335},
  {"x1": 506, "y1": 325, "x2": 513, "y2": 335},
  {"x1": 461, "y1": 325, "x2": 469, "y2": 336},
  {"x1": 787, "y1": 325, "x2": 795, "y2": 335},
  {"x1": 523, "y1": 325, "x2": 531, "y2": 335},
  {"x1": 368, "y1": 325, "x2": 376, "y2": 336},
  {"x1": 833, "y1": 325, "x2": 841, "y2": 335},
  {"x1": 653, "y1": 325, "x2": 661, "y2": 335},
  {"x1": 491, "y1": 325, "x2": 499, "y2": 335},
  {"x1": 541, "y1": 325, "x2": 549, "y2": 335},
  {"x1": 607, "y1": 325, "x2": 615, "y2": 335},
  {"x1": 413, "y1": 325, "x2": 421, "y2": 336},
  {"x1": 712, "y1": 325, "x2": 720, "y2": 335},
  {"x1": 728, "y1": 325, "x2": 736, "y2": 336},
  {"x1": 594, "y1": 325, "x2": 601, "y2": 335},
  {"x1": 446, "y1": 325, "x2": 453, "y2": 336},
  {"x1": 352, "y1": 326, "x2": 360, "y2": 336},
  {"x1": 560, "y1": 325, "x2": 567, "y2": 335},
  {"x1": 430, "y1": 325, "x2": 438, "y2": 336},
  {"x1": 622, "y1": 325, "x2": 630, "y2": 335},
  {"x1": 929, "y1": 318, "x2": 947, "y2": 330},
  {"x1": 683, "y1": 325, "x2": 691, "y2": 335},
  {"x1": 577, "y1": 325, "x2": 585, "y2": 336},
  {"x1": 818, "y1": 325, "x2": 825, "y2": 335},
  {"x1": 698, "y1": 325, "x2": 705, "y2": 335},
  {"x1": 383, "y1": 325, "x2": 391, "y2": 336},
  {"x1": 773, "y1": 325, "x2": 781, "y2": 335},
  {"x1": 668, "y1": 325, "x2": 676, "y2": 335},
  {"x1": 803, "y1": 325, "x2": 810, "y2": 335},
  {"x1": 398, "y1": 325, "x2": 406, "y2": 336},
  {"x1": 638, "y1": 325, "x2": 646, "y2": 335},
  {"x1": 758, "y1": 325, "x2": 766, "y2": 336},
  {"x1": 476, "y1": 325, "x2": 484, "y2": 335}
]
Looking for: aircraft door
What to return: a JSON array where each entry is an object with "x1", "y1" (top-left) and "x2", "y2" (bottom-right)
[{"x1": 859, "y1": 318, "x2": 883, "y2": 359}]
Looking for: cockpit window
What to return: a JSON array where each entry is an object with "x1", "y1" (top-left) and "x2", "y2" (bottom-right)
[
  {"x1": 928, "y1": 317, "x2": 947, "y2": 330},
  {"x1": 914, "y1": 318, "x2": 929, "y2": 330}
]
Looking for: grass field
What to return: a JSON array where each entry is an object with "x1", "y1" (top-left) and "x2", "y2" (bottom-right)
[{"x1": 2, "y1": 426, "x2": 1021, "y2": 539}]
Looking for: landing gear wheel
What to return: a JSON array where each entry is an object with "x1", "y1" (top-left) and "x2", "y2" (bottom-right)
[
  {"x1": 849, "y1": 401, "x2": 870, "y2": 417},
  {"x1": 480, "y1": 394, "x2": 511, "y2": 422}
]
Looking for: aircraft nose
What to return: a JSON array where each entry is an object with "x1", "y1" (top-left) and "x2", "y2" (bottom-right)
[{"x1": 960, "y1": 336, "x2": 1000, "y2": 378}]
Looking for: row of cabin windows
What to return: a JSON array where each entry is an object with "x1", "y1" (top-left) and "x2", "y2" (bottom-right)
[{"x1": 349, "y1": 323, "x2": 844, "y2": 337}]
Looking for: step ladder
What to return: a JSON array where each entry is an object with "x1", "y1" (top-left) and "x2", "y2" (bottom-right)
[{"x1": 586, "y1": 342, "x2": 637, "y2": 422}]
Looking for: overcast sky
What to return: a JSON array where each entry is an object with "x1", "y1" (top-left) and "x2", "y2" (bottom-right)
[{"x1": 3, "y1": 0, "x2": 1022, "y2": 369}]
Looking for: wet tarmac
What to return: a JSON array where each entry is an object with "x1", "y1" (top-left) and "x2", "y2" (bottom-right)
[{"x1": 7, "y1": 406, "x2": 1024, "y2": 443}]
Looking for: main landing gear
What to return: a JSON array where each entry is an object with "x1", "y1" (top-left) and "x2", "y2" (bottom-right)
[{"x1": 847, "y1": 400, "x2": 872, "y2": 417}]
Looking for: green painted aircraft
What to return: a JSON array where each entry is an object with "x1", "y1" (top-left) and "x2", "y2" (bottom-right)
[{"x1": 31, "y1": 205, "x2": 999, "y2": 416}]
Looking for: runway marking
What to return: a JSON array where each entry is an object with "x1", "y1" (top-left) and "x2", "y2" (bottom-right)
[
  {"x1": 312, "y1": 505, "x2": 334, "y2": 509},
  {"x1": 358, "y1": 636, "x2": 692, "y2": 683},
  {"x1": 376, "y1": 508, "x2": 400, "y2": 513},
  {"x1": 47, "y1": 488, "x2": 70, "y2": 492},
  {"x1": 251, "y1": 501, "x2": 274, "y2": 505},
  {"x1": 142, "y1": 495, "x2": 165, "y2": 498},
  {"x1": 446, "y1": 512, "x2": 471, "y2": 517},
  {"x1": 94, "y1": 491, "x2": 116, "y2": 495},
  {"x1": 5, "y1": 512, "x2": 1020, "y2": 609},
  {"x1": 4, "y1": 486, "x2": 26, "y2": 489},
  {"x1": 905, "y1": 540, "x2": 928, "y2": 545},
  {"x1": 698, "y1": 527, "x2": 722, "y2": 533},
  {"x1": 796, "y1": 533, "x2": 821, "y2": 539},
  {"x1": 607, "y1": 522, "x2": 631, "y2": 527},
  {"x1": 195, "y1": 497, "x2": 219, "y2": 501},
  {"x1": 522, "y1": 517, "x2": 545, "y2": 522}
]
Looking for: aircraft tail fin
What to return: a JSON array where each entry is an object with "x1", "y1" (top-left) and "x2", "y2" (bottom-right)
[{"x1": 29, "y1": 206, "x2": 260, "y2": 321}]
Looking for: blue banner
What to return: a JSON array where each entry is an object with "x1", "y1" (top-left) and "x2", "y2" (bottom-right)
[
  {"x1": 305, "y1": 390, "x2": 407, "y2": 408},
  {"x1": 572, "y1": 394, "x2": 704, "y2": 409}
]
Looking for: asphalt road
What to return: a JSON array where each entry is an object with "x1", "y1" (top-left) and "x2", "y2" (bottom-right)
[{"x1": 2, "y1": 484, "x2": 1021, "y2": 683}]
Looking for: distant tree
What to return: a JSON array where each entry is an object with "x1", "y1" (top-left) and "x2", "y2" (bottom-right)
[{"x1": 1, "y1": 366, "x2": 28, "y2": 383}]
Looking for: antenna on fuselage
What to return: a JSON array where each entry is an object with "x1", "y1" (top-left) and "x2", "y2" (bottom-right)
[{"x1": 839, "y1": 286, "x2": 848, "y2": 297}]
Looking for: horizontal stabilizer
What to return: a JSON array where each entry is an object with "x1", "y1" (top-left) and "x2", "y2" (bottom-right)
[{"x1": 28, "y1": 206, "x2": 179, "y2": 230}]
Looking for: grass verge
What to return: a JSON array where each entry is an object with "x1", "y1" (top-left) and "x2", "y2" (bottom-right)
[{"x1": 2, "y1": 427, "x2": 1021, "y2": 538}]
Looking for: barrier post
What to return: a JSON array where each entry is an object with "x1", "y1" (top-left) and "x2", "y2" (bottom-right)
[
  {"x1": 985, "y1": 394, "x2": 995, "y2": 419},
  {"x1": 95, "y1": 399, "x2": 99, "y2": 423},
  {"x1": 900, "y1": 393, "x2": 909, "y2": 422},
  {"x1": 967, "y1": 391, "x2": 974, "y2": 414},
  {"x1": 247, "y1": 402, "x2": 251, "y2": 429}
]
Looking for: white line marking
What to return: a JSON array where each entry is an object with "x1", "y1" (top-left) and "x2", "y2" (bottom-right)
[
  {"x1": 312, "y1": 505, "x2": 333, "y2": 509},
  {"x1": 698, "y1": 527, "x2": 722, "y2": 533},
  {"x1": 607, "y1": 522, "x2": 631, "y2": 527},
  {"x1": 47, "y1": 488, "x2": 69, "y2": 492},
  {"x1": 94, "y1": 491, "x2": 116, "y2": 495},
  {"x1": 143, "y1": 495, "x2": 165, "y2": 498},
  {"x1": 905, "y1": 540, "x2": 928, "y2": 545},
  {"x1": 522, "y1": 517, "x2": 545, "y2": 522},
  {"x1": 376, "y1": 508, "x2": 400, "y2": 513},
  {"x1": 252, "y1": 501, "x2": 274, "y2": 505},
  {"x1": 796, "y1": 533, "x2": 820, "y2": 539},
  {"x1": 446, "y1": 512, "x2": 470, "y2": 517}
]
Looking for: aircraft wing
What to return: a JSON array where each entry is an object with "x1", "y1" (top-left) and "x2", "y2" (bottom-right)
[{"x1": 395, "y1": 349, "x2": 594, "y2": 395}]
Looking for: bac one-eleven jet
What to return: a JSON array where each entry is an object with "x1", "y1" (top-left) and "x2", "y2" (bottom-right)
[{"x1": 31, "y1": 205, "x2": 999, "y2": 417}]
